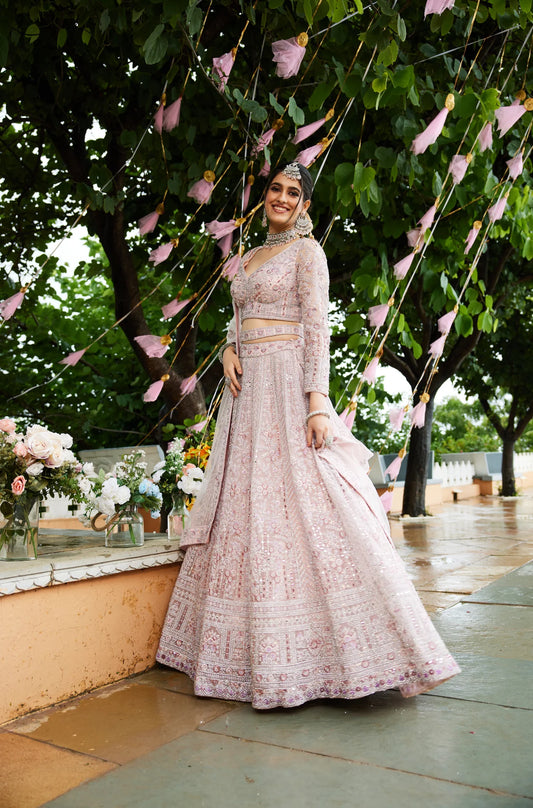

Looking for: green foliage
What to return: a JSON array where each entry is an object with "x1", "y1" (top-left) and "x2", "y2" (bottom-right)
[{"x1": 432, "y1": 396, "x2": 500, "y2": 460}]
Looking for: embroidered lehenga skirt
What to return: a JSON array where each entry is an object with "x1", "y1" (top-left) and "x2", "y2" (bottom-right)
[{"x1": 157, "y1": 330, "x2": 460, "y2": 709}]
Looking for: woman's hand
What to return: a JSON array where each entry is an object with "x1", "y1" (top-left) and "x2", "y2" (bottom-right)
[
  {"x1": 222, "y1": 346, "x2": 242, "y2": 398},
  {"x1": 306, "y1": 414, "x2": 330, "y2": 449}
]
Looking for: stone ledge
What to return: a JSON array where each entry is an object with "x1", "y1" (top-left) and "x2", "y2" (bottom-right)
[{"x1": 0, "y1": 529, "x2": 183, "y2": 597}]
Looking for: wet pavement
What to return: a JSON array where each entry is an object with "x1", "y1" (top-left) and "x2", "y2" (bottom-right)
[{"x1": 2, "y1": 494, "x2": 533, "y2": 808}]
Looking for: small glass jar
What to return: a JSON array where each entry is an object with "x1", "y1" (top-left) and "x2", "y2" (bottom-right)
[
  {"x1": 167, "y1": 494, "x2": 189, "y2": 541},
  {"x1": 105, "y1": 505, "x2": 144, "y2": 547},
  {"x1": 0, "y1": 493, "x2": 40, "y2": 561}
]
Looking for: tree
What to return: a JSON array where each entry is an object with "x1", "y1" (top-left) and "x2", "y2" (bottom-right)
[
  {"x1": 1, "y1": 0, "x2": 533, "y2": 514},
  {"x1": 453, "y1": 281, "x2": 533, "y2": 495},
  {"x1": 431, "y1": 396, "x2": 500, "y2": 459}
]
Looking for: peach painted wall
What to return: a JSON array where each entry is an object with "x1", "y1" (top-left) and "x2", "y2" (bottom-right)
[{"x1": 0, "y1": 564, "x2": 180, "y2": 724}]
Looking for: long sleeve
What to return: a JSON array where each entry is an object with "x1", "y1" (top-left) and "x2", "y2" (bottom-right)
[
  {"x1": 225, "y1": 315, "x2": 237, "y2": 346},
  {"x1": 296, "y1": 239, "x2": 330, "y2": 395}
]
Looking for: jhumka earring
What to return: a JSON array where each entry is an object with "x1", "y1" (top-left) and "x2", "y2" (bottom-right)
[
  {"x1": 262, "y1": 207, "x2": 267, "y2": 227},
  {"x1": 294, "y1": 210, "x2": 313, "y2": 236}
]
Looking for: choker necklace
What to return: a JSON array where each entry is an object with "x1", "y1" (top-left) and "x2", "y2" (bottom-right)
[{"x1": 263, "y1": 227, "x2": 302, "y2": 248}]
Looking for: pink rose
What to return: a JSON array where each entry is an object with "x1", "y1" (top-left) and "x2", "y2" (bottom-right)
[
  {"x1": 13, "y1": 442, "x2": 28, "y2": 458},
  {"x1": 0, "y1": 418, "x2": 17, "y2": 434},
  {"x1": 11, "y1": 475, "x2": 26, "y2": 496}
]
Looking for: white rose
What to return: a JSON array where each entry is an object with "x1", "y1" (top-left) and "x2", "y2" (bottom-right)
[
  {"x1": 101, "y1": 478, "x2": 130, "y2": 505},
  {"x1": 26, "y1": 462, "x2": 44, "y2": 476},
  {"x1": 60, "y1": 433, "x2": 73, "y2": 449},
  {"x1": 78, "y1": 477, "x2": 93, "y2": 495},
  {"x1": 152, "y1": 469, "x2": 163, "y2": 483},
  {"x1": 62, "y1": 449, "x2": 76, "y2": 464},
  {"x1": 45, "y1": 439, "x2": 66, "y2": 468},
  {"x1": 26, "y1": 430, "x2": 60, "y2": 461},
  {"x1": 26, "y1": 425, "x2": 48, "y2": 436},
  {"x1": 96, "y1": 495, "x2": 116, "y2": 517},
  {"x1": 82, "y1": 462, "x2": 95, "y2": 476}
]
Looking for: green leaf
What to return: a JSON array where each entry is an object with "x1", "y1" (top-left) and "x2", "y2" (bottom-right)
[
  {"x1": 288, "y1": 96, "x2": 305, "y2": 126},
  {"x1": 57, "y1": 28, "x2": 67, "y2": 48},
  {"x1": 520, "y1": 0, "x2": 532, "y2": 12},
  {"x1": 99, "y1": 9, "x2": 110, "y2": 32},
  {"x1": 455, "y1": 312, "x2": 473, "y2": 337},
  {"x1": 269, "y1": 92, "x2": 285, "y2": 116},
  {"x1": 335, "y1": 162, "x2": 354, "y2": 187},
  {"x1": 25, "y1": 23, "x2": 40, "y2": 43},
  {"x1": 303, "y1": 0, "x2": 315, "y2": 25},
  {"x1": 391, "y1": 64, "x2": 414, "y2": 89},
  {"x1": 372, "y1": 75, "x2": 388, "y2": 93},
  {"x1": 143, "y1": 24, "x2": 168, "y2": 65},
  {"x1": 0, "y1": 34, "x2": 8, "y2": 67},
  {"x1": 81, "y1": 28, "x2": 91, "y2": 45},
  {"x1": 397, "y1": 14, "x2": 407, "y2": 41}
]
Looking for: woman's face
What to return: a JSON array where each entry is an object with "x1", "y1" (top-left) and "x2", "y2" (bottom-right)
[{"x1": 265, "y1": 172, "x2": 310, "y2": 233}]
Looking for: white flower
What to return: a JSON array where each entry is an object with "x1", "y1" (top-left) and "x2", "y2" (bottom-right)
[
  {"x1": 82, "y1": 462, "x2": 95, "y2": 476},
  {"x1": 96, "y1": 495, "x2": 116, "y2": 517},
  {"x1": 78, "y1": 477, "x2": 93, "y2": 495},
  {"x1": 152, "y1": 469, "x2": 163, "y2": 483},
  {"x1": 62, "y1": 449, "x2": 77, "y2": 464},
  {"x1": 101, "y1": 477, "x2": 130, "y2": 505},
  {"x1": 26, "y1": 429, "x2": 62, "y2": 463},
  {"x1": 152, "y1": 460, "x2": 165, "y2": 473},
  {"x1": 25, "y1": 425, "x2": 48, "y2": 436},
  {"x1": 26, "y1": 462, "x2": 44, "y2": 476},
  {"x1": 60, "y1": 433, "x2": 73, "y2": 449},
  {"x1": 178, "y1": 467, "x2": 204, "y2": 496}
]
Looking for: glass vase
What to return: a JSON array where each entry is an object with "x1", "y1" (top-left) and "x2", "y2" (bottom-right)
[
  {"x1": 0, "y1": 493, "x2": 40, "y2": 561},
  {"x1": 167, "y1": 495, "x2": 189, "y2": 542},
  {"x1": 105, "y1": 505, "x2": 144, "y2": 548}
]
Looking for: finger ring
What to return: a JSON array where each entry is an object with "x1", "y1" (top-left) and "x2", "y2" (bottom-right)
[
  {"x1": 325, "y1": 436, "x2": 333, "y2": 447},
  {"x1": 224, "y1": 376, "x2": 231, "y2": 386}
]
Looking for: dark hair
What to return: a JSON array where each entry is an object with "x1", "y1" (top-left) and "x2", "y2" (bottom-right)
[{"x1": 266, "y1": 162, "x2": 314, "y2": 203}]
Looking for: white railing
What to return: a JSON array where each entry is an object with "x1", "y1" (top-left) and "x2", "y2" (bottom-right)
[
  {"x1": 515, "y1": 452, "x2": 533, "y2": 473},
  {"x1": 434, "y1": 460, "x2": 475, "y2": 487}
]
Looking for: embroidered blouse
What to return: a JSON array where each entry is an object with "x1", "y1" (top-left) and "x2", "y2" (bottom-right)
[{"x1": 227, "y1": 237, "x2": 330, "y2": 396}]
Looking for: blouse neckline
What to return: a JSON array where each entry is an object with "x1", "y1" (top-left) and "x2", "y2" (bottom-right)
[{"x1": 241, "y1": 240, "x2": 300, "y2": 279}]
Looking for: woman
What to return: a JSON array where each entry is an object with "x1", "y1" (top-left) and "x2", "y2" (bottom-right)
[{"x1": 157, "y1": 162, "x2": 460, "y2": 709}]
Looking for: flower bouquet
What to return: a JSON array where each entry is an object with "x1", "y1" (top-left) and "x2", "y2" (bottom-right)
[
  {"x1": 0, "y1": 418, "x2": 82, "y2": 560},
  {"x1": 153, "y1": 419, "x2": 213, "y2": 540},
  {"x1": 78, "y1": 449, "x2": 163, "y2": 547}
]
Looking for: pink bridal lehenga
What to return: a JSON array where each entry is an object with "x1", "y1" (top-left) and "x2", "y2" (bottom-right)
[{"x1": 156, "y1": 238, "x2": 460, "y2": 709}]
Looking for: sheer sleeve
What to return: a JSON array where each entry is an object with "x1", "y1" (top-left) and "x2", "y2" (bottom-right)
[
  {"x1": 296, "y1": 239, "x2": 330, "y2": 396},
  {"x1": 225, "y1": 315, "x2": 237, "y2": 346}
]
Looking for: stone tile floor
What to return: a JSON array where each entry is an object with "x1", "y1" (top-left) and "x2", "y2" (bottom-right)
[{"x1": 2, "y1": 494, "x2": 533, "y2": 808}]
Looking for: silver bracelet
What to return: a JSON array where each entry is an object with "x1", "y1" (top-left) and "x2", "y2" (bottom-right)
[
  {"x1": 306, "y1": 410, "x2": 330, "y2": 423},
  {"x1": 217, "y1": 342, "x2": 236, "y2": 363}
]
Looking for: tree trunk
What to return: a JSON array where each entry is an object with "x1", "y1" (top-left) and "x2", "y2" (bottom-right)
[
  {"x1": 402, "y1": 395, "x2": 435, "y2": 516},
  {"x1": 501, "y1": 436, "x2": 517, "y2": 496}
]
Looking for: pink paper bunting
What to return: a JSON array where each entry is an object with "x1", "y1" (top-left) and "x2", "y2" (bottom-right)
[
  {"x1": 187, "y1": 179, "x2": 214, "y2": 205},
  {"x1": 0, "y1": 291, "x2": 25, "y2": 321},
  {"x1": 296, "y1": 143, "x2": 323, "y2": 167},
  {"x1": 212, "y1": 50, "x2": 235, "y2": 92},
  {"x1": 153, "y1": 104, "x2": 164, "y2": 134},
  {"x1": 418, "y1": 204, "x2": 437, "y2": 232},
  {"x1": 144, "y1": 379, "x2": 164, "y2": 403},
  {"x1": 478, "y1": 122, "x2": 493, "y2": 152},
  {"x1": 488, "y1": 195, "x2": 508, "y2": 223},
  {"x1": 206, "y1": 219, "x2": 237, "y2": 240},
  {"x1": 429, "y1": 334, "x2": 446, "y2": 357},
  {"x1": 259, "y1": 160, "x2": 271, "y2": 178},
  {"x1": 271, "y1": 37, "x2": 306, "y2": 79},
  {"x1": 60, "y1": 348, "x2": 87, "y2": 366},
  {"x1": 367, "y1": 303, "x2": 390, "y2": 328},
  {"x1": 449, "y1": 154, "x2": 469, "y2": 185},
  {"x1": 438, "y1": 309, "x2": 457, "y2": 334},
  {"x1": 407, "y1": 229, "x2": 422, "y2": 248},
  {"x1": 464, "y1": 225, "x2": 481, "y2": 255},
  {"x1": 163, "y1": 97, "x2": 182, "y2": 132},
  {"x1": 389, "y1": 407, "x2": 405, "y2": 432},
  {"x1": 138, "y1": 210, "x2": 160, "y2": 236},
  {"x1": 393, "y1": 252, "x2": 415, "y2": 280},
  {"x1": 410, "y1": 401, "x2": 427, "y2": 428},
  {"x1": 380, "y1": 490, "x2": 394, "y2": 513},
  {"x1": 385, "y1": 455, "x2": 403, "y2": 480},
  {"x1": 222, "y1": 254, "x2": 240, "y2": 280},
  {"x1": 134, "y1": 335, "x2": 170, "y2": 358},
  {"x1": 506, "y1": 152, "x2": 524, "y2": 180},
  {"x1": 180, "y1": 375, "x2": 197, "y2": 396},
  {"x1": 494, "y1": 103, "x2": 526, "y2": 136},
  {"x1": 424, "y1": 0, "x2": 455, "y2": 15},
  {"x1": 340, "y1": 406, "x2": 356, "y2": 431},
  {"x1": 411, "y1": 107, "x2": 450, "y2": 155},
  {"x1": 149, "y1": 242, "x2": 174, "y2": 266},
  {"x1": 242, "y1": 182, "x2": 251, "y2": 212},
  {"x1": 162, "y1": 297, "x2": 190, "y2": 320},
  {"x1": 362, "y1": 356, "x2": 380, "y2": 384},
  {"x1": 187, "y1": 419, "x2": 208, "y2": 433},
  {"x1": 293, "y1": 117, "x2": 326, "y2": 145},
  {"x1": 252, "y1": 128, "x2": 276, "y2": 156},
  {"x1": 218, "y1": 233, "x2": 233, "y2": 258}
]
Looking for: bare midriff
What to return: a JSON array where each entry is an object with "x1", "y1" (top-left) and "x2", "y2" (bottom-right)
[{"x1": 241, "y1": 318, "x2": 300, "y2": 343}]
